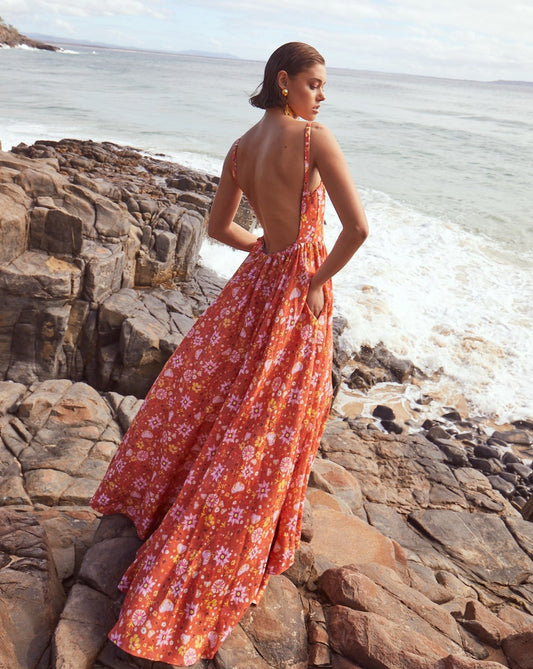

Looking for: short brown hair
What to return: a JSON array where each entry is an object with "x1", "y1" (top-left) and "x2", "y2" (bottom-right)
[{"x1": 250, "y1": 42, "x2": 325, "y2": 110}]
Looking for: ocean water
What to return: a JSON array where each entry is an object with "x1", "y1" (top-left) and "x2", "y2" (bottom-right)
[{"x1": 0, "y1": 45, "x2": 531, "y2": 422}]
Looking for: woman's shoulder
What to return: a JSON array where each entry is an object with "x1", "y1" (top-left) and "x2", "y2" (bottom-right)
[
  {"x1": 309, "y1": 120, "x2": 334, "y2": 138},
  {"x1": 230, "y1": 118, "x2": 335, "y2": 154},
  {"x1": 309, "y1": 121, "x2": 339, "y2": 154},
  {"x1": 236, "y1": 120, "x2": 263, "y2": 144}
]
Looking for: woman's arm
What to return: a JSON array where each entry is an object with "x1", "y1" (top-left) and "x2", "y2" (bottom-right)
[
  {"x1": 208, "y1": 149, "x2": 259, "y2": 252},
  {"x1": 306, "y1": 123, "x2": 369, "y2": 317}
]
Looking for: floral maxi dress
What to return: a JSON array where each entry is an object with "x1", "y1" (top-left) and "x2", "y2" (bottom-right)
[{"x1": 90, "y1": 122, "x2": 333, "y2": 666}]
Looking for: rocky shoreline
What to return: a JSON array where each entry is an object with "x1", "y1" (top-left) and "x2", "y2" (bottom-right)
[
  {"x1": 0, "y1": 138, "x2": 532, "y2": 668},
  {"x1": 0, "y1": 17, "x2": 59, "y2": 51}
]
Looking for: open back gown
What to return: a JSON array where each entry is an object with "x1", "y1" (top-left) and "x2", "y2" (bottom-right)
[{"x1": 90, "y1": 121, "x2": 333, "y2": 666}]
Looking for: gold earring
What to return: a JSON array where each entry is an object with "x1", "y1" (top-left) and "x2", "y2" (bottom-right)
[{"x1": 281, "y1": 88, "x2": 297, "y2": 118}]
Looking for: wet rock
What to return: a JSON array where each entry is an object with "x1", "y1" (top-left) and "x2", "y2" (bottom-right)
[
  {"x1": 381, "y1": 418, "x2": 404, "y2": 434},
  {"x1": 434, "y1": 439, "x2": 470, "y2": 467},
  {"x1": 357, "y1": 344, "x2": 419, "y2": 383},
  {"x1": 474, "y1": 444, "x2": 501, "y2": 459},
  {"x1": 488, "y1": 475, "x2": 515, "y2": 498},
  {"x1": 442, "y1": 410, "x2": 462, "y2": 422},
  {"x1": 500, "y1": 471, "x2": 520, "y2": 486},
  {"x1": 347, "y1": 364, "x2": 390, "y2": 391},
  {"x1": 426, "y1": 425, "x2": 455, "y2": 443},
  {"x1": 372, "y1": 404, "x2": 395, "y2": 421},
  {"x1": 492, "y1": 430, "x2": 531, "y2": 446},
  {"x1": 512, "y1": 419, "x2": 533, "y2": 431},
  {"x1": 346, "y1": 342, "x2": 422, "y2": 391},
  {"x1": 0, "y1": 19, "x2": 59, "y2": 51},
  {"x1": 489, "y1": 437, "x2": 511, "y2": 449},
  {"x1": 506, "y1": 462, "x2": 532, "y2": 479}
]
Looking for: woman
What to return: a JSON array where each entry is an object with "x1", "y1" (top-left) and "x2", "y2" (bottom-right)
[{"x1": 91, "y1": 42, "x2": 368, "y2": 666}]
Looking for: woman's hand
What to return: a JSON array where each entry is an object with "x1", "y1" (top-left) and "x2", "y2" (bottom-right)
[{"x1": 306, "y1": 282, "x2": 324, "y2": 319}]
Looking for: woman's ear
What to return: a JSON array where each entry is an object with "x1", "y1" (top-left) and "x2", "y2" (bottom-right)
[{"x1": 276, "y1": 70, "x2": 289, "y2": 90}]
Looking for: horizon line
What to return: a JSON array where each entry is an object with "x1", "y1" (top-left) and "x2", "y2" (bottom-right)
[{"x1": 23, "y1": 32, "x2": 533, "y2": 87}]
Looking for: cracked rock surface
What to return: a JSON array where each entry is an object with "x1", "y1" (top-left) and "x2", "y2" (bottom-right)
[
  {"x1": 1, "y1": 380, "x2": 532, "y2": 668},
  {"x1": 1, "y1": 140, "x2": 532, "y2": 669}
]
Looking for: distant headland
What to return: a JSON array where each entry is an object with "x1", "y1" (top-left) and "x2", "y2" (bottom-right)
[{"x1": 0, "y1": 16, "x2": 59, "y2": 51}]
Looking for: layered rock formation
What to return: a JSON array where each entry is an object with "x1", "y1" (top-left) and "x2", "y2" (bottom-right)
[
  {"x1": 0, "y1": 17, "x2": 59, "y2": 51},
  {"x1": 2, "y1": 379, "x2": 533, "y2": 668},
  {"x1": 0, "y1": 139, "x2": 227, "y2": 396},
  {"x1": 1, "y1": 140, "x2": 532, "y2": 669}
]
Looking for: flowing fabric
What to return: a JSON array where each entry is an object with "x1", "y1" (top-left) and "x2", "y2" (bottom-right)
[{"x1": 90, "y1": 121, "x2": 333, "y2": 666}]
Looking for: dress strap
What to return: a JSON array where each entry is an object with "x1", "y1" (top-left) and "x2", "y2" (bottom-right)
[
  {"x1": 231, "y1": 138, "x2": 241, "y2": 187},
  {"x1": 302, "y1": 122, "x2": 312, "y2": 194}
]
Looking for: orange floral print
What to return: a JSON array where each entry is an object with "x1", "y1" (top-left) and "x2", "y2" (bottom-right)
[{"x1": 91, "y1": 122, "x2": 333, "y2": 665}]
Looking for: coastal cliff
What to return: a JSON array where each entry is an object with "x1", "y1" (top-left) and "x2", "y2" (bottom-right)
[
  {"x1": 0, "y1": 139, "x2": 532, "y2": 669},
  {"x1": 0, "y1": 17, "x2": 59, "y2": 51}
]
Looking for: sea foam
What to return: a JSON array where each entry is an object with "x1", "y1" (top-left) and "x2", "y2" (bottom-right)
[
  {"x1": 199, "y1": 186, "x2": 532, "y2": 424},
  {"x1": 1, "y1": 136, "x2": 529, "y2": 423}
]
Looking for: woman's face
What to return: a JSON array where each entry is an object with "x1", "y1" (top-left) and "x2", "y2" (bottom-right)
[{"x1": 285, "y1": 63, "x2": 326, "y2": 121}]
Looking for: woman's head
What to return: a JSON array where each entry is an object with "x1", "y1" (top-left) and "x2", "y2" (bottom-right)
[{"x1": 250, "y1": 42, "x2": 325, "y2": 110}]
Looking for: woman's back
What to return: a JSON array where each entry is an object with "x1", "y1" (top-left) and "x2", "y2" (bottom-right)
[{"x1": 235, "y1": 117, "x2": 322, "y2": 253}]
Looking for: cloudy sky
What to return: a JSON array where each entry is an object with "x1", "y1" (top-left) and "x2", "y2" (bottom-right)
[{"x1": 2, "y1": 0, "x2": 532, "y2": 81}]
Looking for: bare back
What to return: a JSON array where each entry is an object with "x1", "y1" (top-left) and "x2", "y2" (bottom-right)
[{"x1": 233, "y1": 117, "x2": 322, "y2": 254}]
